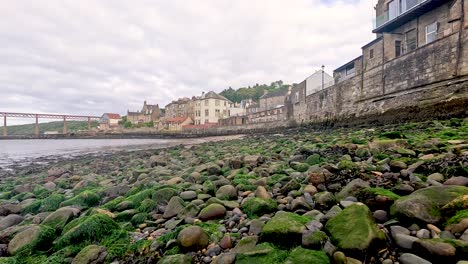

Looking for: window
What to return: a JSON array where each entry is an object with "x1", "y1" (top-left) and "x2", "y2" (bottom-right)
[
  {"x1": 215, "y1": 100, "x2": 220, "y2": 106},
  {"x1": 388, "y1": 0, "x2": 399, "y2": 20},
  {"x1": 345, "y1": 63, "x2": 355, "y2": 76},
  {"x1": 295, "y1": 92, "x2": 299, "y2": 103},
  {"x1": 395, "y1": 40, "x2": 402, "y2": 57},
  {"x1": 426, "y1": 22, "x2": 438, "y2": 44},
  {"x1": 370, "y1": 49, "x2": 374, "y2": 59},
  {"x1": 205, "y1": 119, "x2": 209, "y2": 124},
  {"x1": 405, "y1": 29, "x2": 417, "y2": 52},
  {"x1": 215, "y1": 109, "x2": 220, "y2": 117},
  {"x1": 223, "y1": 110, "x2": 227, "y2": 116},
  {"x1": 204, "y1": 100, "x2": 209, "y2": 106},
  {"x1": 205, "y1": 109, "x2": 209, "y2": 116}
]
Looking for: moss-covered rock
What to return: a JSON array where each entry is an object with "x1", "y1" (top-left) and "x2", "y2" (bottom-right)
[
  {"x1": 242, "y1": 198, "x2": 277, "y2": 218},
  {"x1": 235, "y1": 243, "x2": 289, "y2": 264},
  {"x1": 40, "y1": 193, "x2": 65, "y2": 212},
  {"x1": 325, "y1": 203, "x2": 385, "y2": 254},
  {"x1": 177, "y1": 225, "x2": 209, "y2": 252},
  {"x1": 391, "y1": 186, "x2": 468, "y2": 224},
  {"x1": 55, "y1": 214, "x2": 120, "y2": 249},
  {"x1": 61, "y1": 190, "x2": 100, "y2": 208},
  {"x1": 336, "y1": 179, "x2": 369, "y2": 201},
  {"x1": 261, "y1": 212, "x2": 312, "y2": 247},
  {"x1": 290, "y1": 162, "x2": 310, "y2": 172},
  {"x1": 285, "y1": 247, "x2": 330, "y2": 264},
  {"x1": 72, "y1": 245, "x2": 107, "y2": 264},
  {"x1": 153, "y1": 187, "x2": 178, "y2": 205},
  {"x1": 215, "y1": 185, "x2": 237, "y2": 200},
  {"x1": 42, "y1": 207, "x2": 79, "y2": 231},
  {"x1": 198, "y1": 203, "x2": 226, "y2": 221},
  {"x1": 8, "y1": 225, "x2": 55, "y2": 255},
  {"x1": 157, "y1": 254, "x2": 192, "y2": 264}
]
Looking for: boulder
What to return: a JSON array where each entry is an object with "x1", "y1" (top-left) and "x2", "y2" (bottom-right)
[
  {"x1": 157, "y1": 254, "x2": 192, "y2": 264},
  {"x1": 198, "y1": 203, "x2": 226, "y2": 221},
  {"x1": 413, "y1": 239, "x2": 456, "y2": 261},
  {"x1": 399, "y1": 253, "x2": 432, "y2": 264},
  {"x1": 285, "y1": 247, "x2": 330, "y2": 264},
  {"x1": 177, "y1": 225, "x2": 209, "y2": 251},
  {"x1": 391, "y1": 186, "x2": 468, "y2": 224},
  {"x1": 215, "y1": 185, "x2": 237, "y2": 200},
  {"x1": 42, "y1": 207, "x2": 80, "y2": 230},
  {"x1": 242, "y1": 198, "x2": 277, "y2": 218},
  {"x1": 72, "y1": 245, "x2": 107, "y2": 264},
  {"x1": 0, "y1": 214, "x2": 23, "y2": 231},
  {"x1": 8, "y1": 225, "x2": 54, "y2": 255},
  {"x1": 261, "y1": 212, "x2": 311, "y2": 246},
  {"x1": 163, "y1": 196, "x2": 185, "y2": 218},
  {"x1": 444, "y1": 176, "x2": 468, "y2": 186},
  {"x1": 336, "y1": 179, "x2": 369, "y2": 201},
  {"x1": 325, "y1": 203, "x2": 385, "y2": 253}
]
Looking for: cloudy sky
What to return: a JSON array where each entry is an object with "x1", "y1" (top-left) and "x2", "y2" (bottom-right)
[{"x1": 0, "y1": 0, "x2": 376, "y2": 123}]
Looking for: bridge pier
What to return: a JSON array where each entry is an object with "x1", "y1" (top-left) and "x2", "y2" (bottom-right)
[
  {"x1": 87, "y1": 117, "x2": 91, "y2": 130},
  {"x1": 3, "y1": 116, "x2": 6, "y2": 137},
  {"x1": 34, "y1": 114, "x2": 39, "y2": 137},
  {"x1": 63, "y1": 117, "x2": 68, "y2": 134}
]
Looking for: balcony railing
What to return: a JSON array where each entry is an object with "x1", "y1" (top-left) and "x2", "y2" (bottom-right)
[{"x1": 374, "y1": 0, "x2": 430, "y2": 29}]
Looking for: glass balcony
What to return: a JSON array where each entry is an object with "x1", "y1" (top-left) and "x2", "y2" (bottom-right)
[{"x1": 374, "y1": 0, "x2": 431, "y2": 31}]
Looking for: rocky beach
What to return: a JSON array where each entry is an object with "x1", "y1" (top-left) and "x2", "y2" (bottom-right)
[{"x1": 0, "y1": 118, "x2": 467, "y2": 264}]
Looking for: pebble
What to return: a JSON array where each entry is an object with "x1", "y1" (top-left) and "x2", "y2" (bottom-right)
[
  {"x1": 400, "y1": 253, "x2": 432, "y2": 264},
  {"x1": 416, "y1": 229, "x2": 430, "y2": 239},
  {"x1": 373, "y1": 210, "x2": 388, "y2": 222},
  {"x1": 427, "y1": 224, "x2": 441, "y2": 234}
]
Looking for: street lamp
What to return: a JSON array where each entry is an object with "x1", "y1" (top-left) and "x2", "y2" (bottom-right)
[{"x1": 321, "y1": 65, "x2": 325, "y2": 90}]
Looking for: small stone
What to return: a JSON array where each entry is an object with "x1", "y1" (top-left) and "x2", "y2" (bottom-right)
[
  {"x1": 373, "y1": 210, "x2": 388, "y2": 222},
  {"x1": 394, "y1": 233, "x2": 418, "y2": 249},
  {"x1": 444, "y1": 176, "x2": 468, "y2": 186},
  {"x1": 333, "y1": 251, "x2": 347, "y2": 264},
  {"x1": 303, "y1": 185, "x2": 318, "y2": 195},
  {"x1": 400, "y1": 253, "x2": 432, "y2": 264},
  {"x1": 416, "y1": 229, "x2": 430, "y2": 239},
  {"x1": 440, "y1": 230, "x2": 455, "y2": 239},
  {"x1": 198, "y1": 204, "x2": 226, "y2": 221},
  {"x1": 427, "y1": 173, "x2": 444, "y2": 183},
  {"x1": 427, "y1": 224, "x2": 441, "y2": 234},
  {"x1": 390, "y1": 226, "x2": 410, "y2": 239},
  {"x1": 177, "y1": 226, "x2": 209, "y2": 251},
  {"x1": 460, "y1": 229, "x2": 468, "y2": 241},
  {"x1": 180, "y1": 191, "x2": 197, "y2": 201},
  {"x1": 219, "y1": 235, "x2": 232, "y2": 249},
  {"x1": 254, "y1": 186, "x2": 271, "y2": 199}
]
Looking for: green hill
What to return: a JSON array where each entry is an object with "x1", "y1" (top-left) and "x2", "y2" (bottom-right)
[
  {"x1": 5, "y1": 121, "x2": 98, "y2": 135},
  {"x1": 220, "y1": 80, "x2": 290, "y2": 103}
]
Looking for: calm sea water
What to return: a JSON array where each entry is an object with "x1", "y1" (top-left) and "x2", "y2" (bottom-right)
[{"x1": 0, "y1": 137, "x2": 237, "y2": 169}]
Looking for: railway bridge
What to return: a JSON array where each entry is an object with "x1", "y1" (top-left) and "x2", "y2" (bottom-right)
[{"x1": 1, "y1": 112, "x2": 100, "y2": 137}]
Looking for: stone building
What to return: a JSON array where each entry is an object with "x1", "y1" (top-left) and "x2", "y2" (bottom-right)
[
  {"x1": 287, "y1": 0, "x2": 468, "y2": 124},
  {"x1": 99, "y1": 113, "x2": 121, "y2": 129},
  {"x1": 193, "y1": 91, "x2": 235, "y2": 125},
  {"x1": 127, "y1": 101, "x2": 161, "y2": 124},
  {"x1": 259, "y1": 87, "x2": 291, "y2": 111},
  {"x1": 165, "y1": 97, "x2": 195, "y2": 120},
  {"x1": 163, "y1": 116, "x2": 193, "y2": 131}
]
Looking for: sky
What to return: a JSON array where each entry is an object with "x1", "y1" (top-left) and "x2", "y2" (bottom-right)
[{"x1": 0, "y1": 0, "x2": 376, "y2": 124}]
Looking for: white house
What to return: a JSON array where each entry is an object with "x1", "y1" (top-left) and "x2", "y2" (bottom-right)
[{"x1": 194, "y1": 91, "x2": 234, "y2": 125}]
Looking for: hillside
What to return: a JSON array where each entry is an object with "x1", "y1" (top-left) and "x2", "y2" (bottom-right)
[
  {"x1": 220, "y1": 80, "x2": 290, "y2": 103},
  {"x1": 6, "y1": 121, "x2": 98, "y2": 135}
]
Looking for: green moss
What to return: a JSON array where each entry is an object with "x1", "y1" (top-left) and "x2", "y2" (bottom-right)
[
  {"x1": 22, "y1": 200, "x2": 42, "y2": 215},
  {"x1": 286, "y1": 247, "x2": 330, "y2": 264},
  {"x1": 242, "y1": 198, "x2": 277, "y2": 218},
  {"x1": 41, "y1": 194, "x2": 65, "y2": 212},
  {"x1": 290, "y1": 162, "x2": 309, "y2": 172},
  {"x1": 138, "y1": 198, "x2": 157, "y2": 213},
  {"x1": 130, "y1": 213, "x2": 147, "y2": 226},
  {"x1": 337, "y1": 160, "x2": 357, "y2": 170},
  {"x1": 101, "y1": 197, "x2": 125, "y2": 211},
  {"x1": 196, "y1": 222, "x2": 223, "y2": 243},
  {"x1": 379, "y1": 131, "x2": 403, "y2": 139},
  {"x1": 232, "y1": 174, "x2": 259, "y2": 187},
  {"x1": 55, "y1": 214, "x2": 120, "y2": 249},
  {"x1": 358, "y1": 188, "x2": 401, "y2": 201},
  {"x1": 101, "y1": 229, "x2": 131, "y2": 260},
  {"x1": 325, "y1": 204, "x2": 385, "y2": 251},
  {"x1": 11, "y1": 192, "x2": 35, "y2": 202},
  {"x1": 261, "y1": 212, "x2": 312, "y2": 247},
  {"x1": 126, "y1": 189, "x2": 155, "y2": 205},
  {"x1": 33, "y1": 186, "x2": 51, "y2": 199},
  {"x1": 236, "y1": 243, "x2": 289, "y2": 264},
  {"x1": 267, "y1": 174, "x2": 288, "y2": 186},
  {"x1": 446, "y1": 209, "x2": 468, "y2": 226},
  {"x1": 202, "y1": 181, "x2": 216, "y2": 195},
  {"x1": 60, "y1": 190, "x2": 100, "y2": 208}
]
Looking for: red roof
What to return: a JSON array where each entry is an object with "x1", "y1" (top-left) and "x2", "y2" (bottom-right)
[
  {"x1": 104, "y1": 113, "x2": 121, "y2": 119},
  {"x1": 165, "y1": 116, "x2": 190, "y2": 124}
]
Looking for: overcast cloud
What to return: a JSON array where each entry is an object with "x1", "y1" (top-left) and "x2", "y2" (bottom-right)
[{"x1": 0, "y1": 0, "x2": 376, "y2": 121}]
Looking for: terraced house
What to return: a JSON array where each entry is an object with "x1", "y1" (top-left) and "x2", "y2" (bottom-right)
[{"x1": 288, "y1": 0, "x2": 468, "y2": 124}]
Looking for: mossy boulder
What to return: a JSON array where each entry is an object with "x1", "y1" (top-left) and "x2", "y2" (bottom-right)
[
  {"x1": 61, "y1": 190, "x2": 100, "y2": 208},
  {"x1": 8, "y1": 225, "x2": 55, "y2": 255},
  {"x1": 391, "y1": 186, "x2": 468, "y2": 224},
  {"x1": 242, "y1": 198, "x2": 277, "y2": 218},
  {"x1": 235, "y1": 243, "x2": 289, "y2": 264},
  {"x1": 42, "y1": 207, "x2": 80, "y2": 231},
  {"x1": 261, "y1": 212, "x2": 312, "y2": 247},
  {"x1": 306, "y1": 154, "x2": 323, "y2": 166},
  {"x1": 55, "y1": 214, "x2": 120, "y2": 249},
  {"x1": 40, "y1": 194, "x2": 65, "y2": 212},
  {"x1": 285, "y1": 247, "x2": 330, "y2": 264},
  {"x1": 198, "y1": 203, "x2": 226, "y2": 221},
  {"x1": 290, "y1": 162, "x2": 310, "y2": 172},
  {"x1": 72, "y1": 245, "x2": 107, "y2": 264},
  {"x1": 325, "y1": 203, "x2": 385, "y2": 254},
  {"x1": 163, "y1": 196, "x2": 186, "y2": 218},
  {"x1": 215, "y1": 185, "x2": 237, "y2": 200},
  {"x1": 336, "y1": 179, "x2": 369, "y2": 201},
  {"x1": 154, "y1": 187, "x2": 178, "y2": 205},
  {"x1": 157, "y1": 254, "x2": 192, "y2": 264}
]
